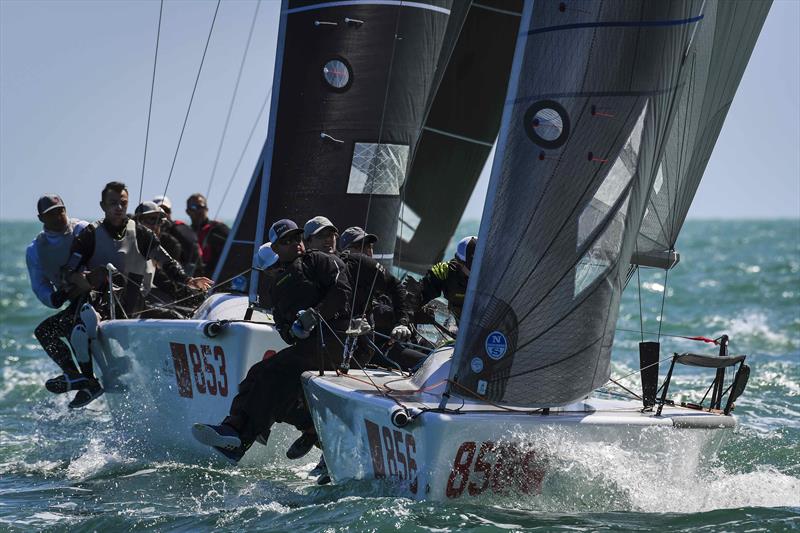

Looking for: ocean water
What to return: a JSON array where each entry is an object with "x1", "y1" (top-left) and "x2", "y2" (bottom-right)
[{"x1": 1, "y1": 219, "x2": 798, "y2": 531}]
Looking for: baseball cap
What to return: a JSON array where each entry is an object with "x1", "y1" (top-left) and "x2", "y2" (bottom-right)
[
  {"x1": 455, "y1": 236, "x2": 477, "y2": 263},
  {"x1": 135, "y1": 201, "x2": 162, "y2": 217},
  {"x1": 256, "y1": 243, "x2": 279, "y2": 269},
  {"x1": 37, "y1": 194, "x2": 65, "y2": 215},
  {"x1": 152, "y1": 195, "x2": 172, "y2": 211},
  {"x1": 303, "y1": 216, "x2": 338, "y2": 240},
  {"x1": 268, "y1": 219, "x2": 303, "y2": 242},
  {"x1": 339, "y1": 226, "x2": 378, "y2": 251}
]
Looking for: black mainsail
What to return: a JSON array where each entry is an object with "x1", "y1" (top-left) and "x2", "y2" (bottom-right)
[
  {"x1": 395, "y1": 0, "x2": 523, "y2": 273},
  {"x1": 448, "y1": 0, "x2": 766, "y2": 406},
  {"x1": 214, "y1": 0, "x2": 467, "y2": 298}
]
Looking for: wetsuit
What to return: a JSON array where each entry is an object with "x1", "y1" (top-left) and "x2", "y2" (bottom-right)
[
  {"x1": 26, "y1": 219, "x2": 88, "y2": 374},
  {"x1": 418, "y1": 259, "x2": 469, "y2": 323},
  {"x1": 223, "y1": 250, "x2": 365, "y2": 446},
  {"x1": 192, "y1": 219, "x2": 229, "y2": 278},
  {"x1": 69, "y1": 218, "x2": 190, "y2": 317}
]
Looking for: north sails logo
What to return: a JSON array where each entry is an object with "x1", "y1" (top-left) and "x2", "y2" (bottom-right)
[{"x1": 485, "y1": 331, "x2": 508, "y2": 360}]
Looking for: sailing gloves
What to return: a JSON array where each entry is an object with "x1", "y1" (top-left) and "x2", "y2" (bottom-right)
[
  {"x1": 291, "y1": 308, "x2": 317, "y2": 340},
  {"x1": 391, "y1": 324, "x2": 411, "y2": 342}
]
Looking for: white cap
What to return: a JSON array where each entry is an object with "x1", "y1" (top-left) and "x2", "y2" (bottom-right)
[
  {"x1": 153, "y1": 195, "x2": 172, "y2": 210},
  {"x1": 455, "y1": 236, "x2": 477, "y2": 262},
  {"x1": 256, "y1": 243, "x2": 278, "y2": 270}
]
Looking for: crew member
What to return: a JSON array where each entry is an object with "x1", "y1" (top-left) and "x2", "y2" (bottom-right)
[
  {"x1": 26, "y1": 194, "x2": 89, "y2": 395},
  {"x1": 303, "y1": 215, "x2": 338, "y2": 253},
  {"x1": 192, "y1": 218, "x2": 365, "y2": 467},
  {"x1": 338, "y1": 226, "x2": 421, "y2": 370},
  {"x1": 416, "y1": 236, "x2": 477, "y2": 324},
  {"x1": 65, "y1": 182, "x2": 213, "y2": 406},
  {"x1": 154, "y1": 195, "x2": 201, "y2": 276},
  {"x1": 185, "y1": 193, "x2": 229, "y2": 277}
]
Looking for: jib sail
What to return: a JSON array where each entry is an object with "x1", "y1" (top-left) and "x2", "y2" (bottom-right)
[{"x1": 449, "y1": 0, "x2": 748, "y2": 406}]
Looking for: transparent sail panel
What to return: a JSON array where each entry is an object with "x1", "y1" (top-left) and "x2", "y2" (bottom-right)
[
  {"x1": 577, "y1": 103, "x2": 647, "y2": 248},
  {"x1": 347, "y1": 143, "x2": 410, "y2": 196},
  {"x1": 575, "y1": 192, "x2": 630, "y2": 296}
]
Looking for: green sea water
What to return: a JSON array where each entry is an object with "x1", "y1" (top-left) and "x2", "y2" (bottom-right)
[{"x1": 1, "y1": 219, "x2": 798, "y2": 531}]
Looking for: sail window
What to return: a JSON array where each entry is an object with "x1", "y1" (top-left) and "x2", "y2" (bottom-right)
[
  {"x1": 577, "y1": 102, "x2": 648, "y2": 248},
  {"x1": 397, "y1": 201, "x2": 421, "y2": 242},
  {"x1": 524, "y1": 100, "x2": 569, "y2": 148},
  {"x1": 574, "y1": 191, "x2": 631, "y2": 296},
  {"x1": 322, "y1": 58, "x2": 352, "y2": 91},
  {"x1": 347, "y1": 142, "x2": 410, "y2": 196}
]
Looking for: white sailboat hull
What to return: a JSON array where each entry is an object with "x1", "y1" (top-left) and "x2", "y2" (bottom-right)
[
  {"x1": 91, "y1": 294, "x2": 287, "y2": 459},
  {"x1": 302, "y1": 349, "x2": 736, "y2": 500}
]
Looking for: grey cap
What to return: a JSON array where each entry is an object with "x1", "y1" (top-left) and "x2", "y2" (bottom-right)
[
  {"x1": 339, "y1": 226, "x2": 378, "y2": 251},
  {"x1": 37, "y1": 194, "x2": 65, "y2": 215},
  {"x1": 135, "y1": 201, "x2": 162, "y2": 217},
  {"x1": 303, "y1": 215, "x2": 338, "y2": 240}
]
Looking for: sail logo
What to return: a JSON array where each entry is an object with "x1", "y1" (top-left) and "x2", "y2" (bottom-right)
[
  {"x1": 485, "y1": 331, "x2": 508, "y2": 360},
  {"x1": 470, "y1": 357, "x2": 484, "y2": 373}
]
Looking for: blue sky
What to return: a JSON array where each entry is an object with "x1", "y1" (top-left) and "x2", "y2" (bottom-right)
[{"x1": 1, "y1": 0, "x2": 798, "y2": 223}]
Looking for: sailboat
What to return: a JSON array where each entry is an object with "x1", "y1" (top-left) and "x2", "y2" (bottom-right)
[{"x1": 88, "y1": 0, "x2": 770, "y2": 499}]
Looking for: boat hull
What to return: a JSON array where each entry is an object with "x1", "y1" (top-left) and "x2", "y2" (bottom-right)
[
  {"x1": 90, "y1": 295, "x2": 287, "y2": 460},
  {"x1": 302, "y1": 352, "x2": 736, "y2": 500}
]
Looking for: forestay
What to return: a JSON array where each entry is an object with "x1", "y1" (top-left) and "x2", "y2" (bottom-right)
[
  {"x1": 634, "y1": 0, "x2": 771, "y2": 268},
  {"x1": 450, "y1": 0, "x2": 727, "y2": 406}
]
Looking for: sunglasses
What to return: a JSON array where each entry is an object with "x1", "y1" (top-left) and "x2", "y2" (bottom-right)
[
  {"x1": 139, "y1": 215, "x2": 162, "y2": 226},
  {"x1": 187, "y1": 203, "x2": 207, "y2": 211},
  {"x1": 277, "y1": 234, "x2": 302, "y2": 246}
]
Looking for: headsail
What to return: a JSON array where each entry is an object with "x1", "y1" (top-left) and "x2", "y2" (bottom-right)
[
  {"x1": 449, "y1": 0, "x2": 743, "y2": 406},
  {"x1": 395, "y1": 0, "x2": 523, "y2": 273},
  {"x1": 214, "y1": 0, "x2": 467, "y2": 295},
  {"x1": 634, "y1": 0, "x2": 772, "y2": 268}
]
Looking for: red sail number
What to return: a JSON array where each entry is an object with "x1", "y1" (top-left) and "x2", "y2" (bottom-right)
[
  {"x1": 445, "y1": 441, "x2": 545, "y2": 498},
  {"x1": 170, "y1": 342, "x2": 229, "y2": 398}
]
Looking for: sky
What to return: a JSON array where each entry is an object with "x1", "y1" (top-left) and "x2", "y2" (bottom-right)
[{"x1": 1, "y1": 0, "x2": 798, "y2": 224}]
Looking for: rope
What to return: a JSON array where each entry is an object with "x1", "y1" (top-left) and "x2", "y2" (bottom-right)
[
  {"x1": 138, "y1": 0, "x2": 163, "y2": 205},
  {"x1": 615, "y1": 328, "x2": 721, "y2": 344},
  {"x1": 158, "y1": 0, "x2": 221, "y2": 204},
  {"x1": 206, "y1": 0, "x2": 262, "y2": 200}
]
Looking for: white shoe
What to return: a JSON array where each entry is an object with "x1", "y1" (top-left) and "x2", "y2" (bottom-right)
[
  {"x1": 80, "y1": 303, "x2": 101, "y2": 339},
  {"x1": 70, "y1": 324, "x2": 90, "y2": 364}
]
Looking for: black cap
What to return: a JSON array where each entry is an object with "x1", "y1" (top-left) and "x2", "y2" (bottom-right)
[
  {"x1": 339, "y1": 226, "x2": 378, "y2": 251},
  {"x1": 37, "y1": 194, "x2": 65, "y2": 215},
  {"x1": 269, "y1": 219, "x2": 303, "y2": 242}
]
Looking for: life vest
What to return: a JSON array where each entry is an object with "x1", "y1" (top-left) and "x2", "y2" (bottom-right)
[
  {"x1": 34, "y1": 220, "x2": 79, "y2": 290},
  {"x1": 88, "y1": 219, "x2": 155, "y2": 295}
]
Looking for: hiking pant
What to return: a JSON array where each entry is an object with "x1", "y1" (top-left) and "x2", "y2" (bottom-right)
[
  {"x1": 34, "y1": 300, "x2": 80, "y2": 374},
  {"x1": 224, "y1": 333, "x2": 372, "y2": 446}
]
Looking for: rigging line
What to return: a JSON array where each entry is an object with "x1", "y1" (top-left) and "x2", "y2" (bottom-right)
[
  {"x1": 607, "y1": 378, "x2": 642, "y2": 401},
  {"x1": 607, "y1": 352, "x2": 676, "y2": 385},
  {"x1": 657, "y1": 267, "x2": 669, "y2": 341},
  {"x1": 214, "y1": 86, "x2": 272, "y2": 221},
  {"x1": 159, "y1": 0, "x2": 221, "y2": 202},
  {"x1": 205, "y1": 0, "x2": 262, "y2": 200},
  {"x1": 348, "y1": 0, "x2": 404, "y2": 325},
  {"x1": 138, "y1": 0, "x2": 164, "y2": 205}
]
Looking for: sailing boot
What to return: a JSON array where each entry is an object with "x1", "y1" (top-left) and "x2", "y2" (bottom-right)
[
  {"x1": 192, "y1": 423, "x2": 249, "y2": 464},
  {"x1": 45, "y1": 371, "x2": 90, "y2": 394},
  {"x1": 286, "y1": 431, "x2": 318, "y2": 460}
]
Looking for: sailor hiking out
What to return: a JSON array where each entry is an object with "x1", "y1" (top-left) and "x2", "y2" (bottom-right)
[
  {"x1": 63, "y1": 181, "x2": 212, "y2": 407},
  {"x1": 26, "y1": 194, "x2": 90, "y2": 401},
  {"x1": 192, "y1": 219, "x2": 371, "y2": 469}
]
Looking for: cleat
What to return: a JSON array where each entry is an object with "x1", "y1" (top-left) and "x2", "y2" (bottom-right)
[
  {"x1": 191, "y1": 423, "x2": 241, "y2": 451},
  {"x1": 286, "y1": 432, "x2": 318, "y2": 460},
  {"x1": 68, "y1": 378, "x2": 104, "y2": 408},
  {"x1": 80, "y1": 303, "x2": 101, "y2": 340},
  {"x1": 45, "y1": 372, "x2": 90, "y2": 394},
  {"x1": 70, "y1": 325, "x2": 90, "y2": 365}
]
